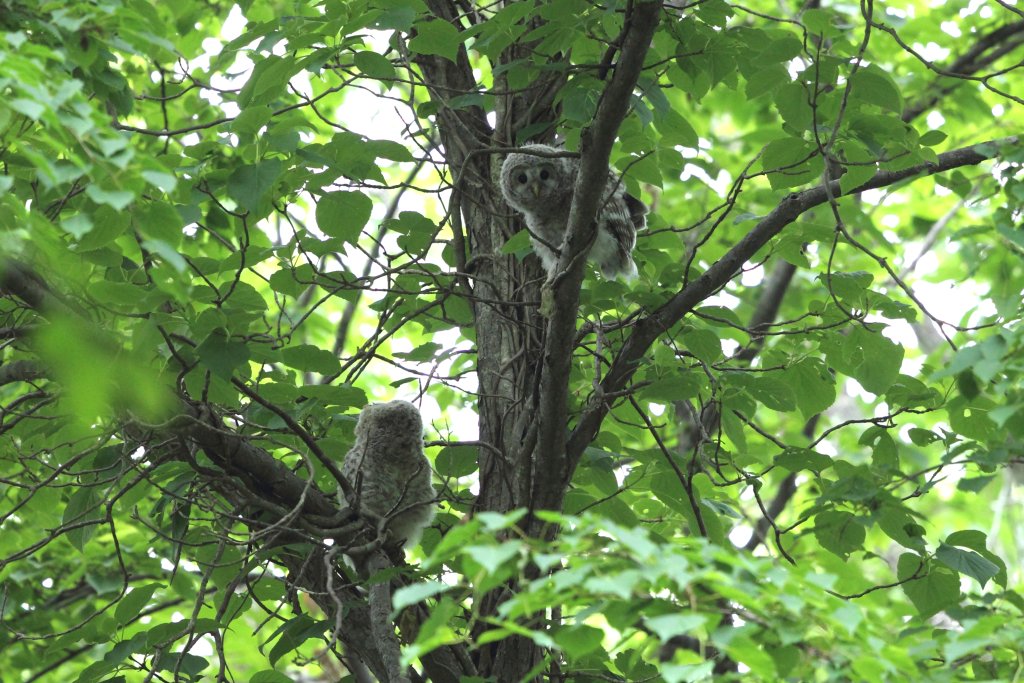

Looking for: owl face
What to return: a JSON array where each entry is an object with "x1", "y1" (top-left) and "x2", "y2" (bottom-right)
[
  {"x1": 506, "y1": 161, "x2": 560, "y2": 204},
  {"x1": 500, "y1": 145, "x2": 571, "y2": 212}
]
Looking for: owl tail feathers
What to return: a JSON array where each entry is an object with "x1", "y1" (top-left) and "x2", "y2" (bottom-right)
[{"x1": 602, "y1": 255, "x2": 638, "y2": 281}]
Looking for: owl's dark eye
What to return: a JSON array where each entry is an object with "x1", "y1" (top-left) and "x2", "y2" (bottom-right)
[
  {"x1": 539, "y1": 168, "x2": 549, "y2": 181},
  {"x1": 517, "y1": 173, "x2": 528, "y2": 184}
]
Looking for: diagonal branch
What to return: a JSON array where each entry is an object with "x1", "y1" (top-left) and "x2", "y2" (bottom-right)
[
  {"x1": 903, "y1": 19, "x2": 1024, "y2": 122},
  {"x1": 566, "y1": 136, "x2": 1019, "y2": 467},
  {"x1": 531, "y1": 0, "x2": 663, "y2": 513}
]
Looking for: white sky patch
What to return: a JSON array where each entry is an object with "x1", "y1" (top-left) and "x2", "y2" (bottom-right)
[
  {"x1": 927, "y1": 110, "x2": 946, "y2": 129},
  {"x1": 705, "y1": 290, "x2": 741, "y2": 310},
  {"x1": 940, "y1": 21, "x2": 962, "y2": 38},
  {"x1": 918, "y1": 42, "x2": 951, "y2": 63},
  {"x1": 740, "y1": 263, "x2": 764, "y2": 287}
]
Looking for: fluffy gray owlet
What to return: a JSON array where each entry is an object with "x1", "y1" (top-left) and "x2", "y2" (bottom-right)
[
  {"x1": 500, "y1": 143, "x2": 646, "y2": 279},
  {"x1": 341, "y1": 400, "x2": 436, "y2": 548}
]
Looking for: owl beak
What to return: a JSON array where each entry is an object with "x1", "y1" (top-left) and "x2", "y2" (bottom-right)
[{"x1": 531, "y1": 182, "x2": 540, "y2": 198}]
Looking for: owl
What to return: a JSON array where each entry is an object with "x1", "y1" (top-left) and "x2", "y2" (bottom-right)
[
  {"x1": 341, "y1": 400, "x2": 436, "y2": 548},
  {"x1": 499, "y1": 143, "x2": 646, "y2": 280}
]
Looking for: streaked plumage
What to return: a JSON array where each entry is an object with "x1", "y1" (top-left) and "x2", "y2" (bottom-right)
[
  {"x1": 499, "y1": 143, "x2": 645, "y2": 279},
  {"x1": 341, "y1": 400, "x2": 435, "y2": 548}
]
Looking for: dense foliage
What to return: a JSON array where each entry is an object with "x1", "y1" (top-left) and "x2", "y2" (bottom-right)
[{"x1": 1, "y1": 0, "x2": 1023, "y2": 681}]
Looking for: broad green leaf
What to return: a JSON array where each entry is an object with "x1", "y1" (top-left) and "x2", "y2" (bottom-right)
[
  {"x1": 849, "y1": 65, "x2": 903, "y2": 113},
  {"x1": 196, "y1": 331, "x2": 250, "y2": 380},
  {"x1": 280, "y1": 344, "x2": 341, "y2": 374},
  {"x1": 227, "y1": 159, "x2": 282, "y2": 213},
  {"x1": 63, "y1": 488, "x2": 104, "y2": 552},
  {"x1": 464, "y1": 542, "x2": 521, "y2": 575},
  {"x1": 645, "y1": 613, "x2": 707, "y2": 642},
  {"x1": 267, "y1": 615, "x2": 326, "y2": 667},
  {"x1": 935, "y1": 543, "x2": 999, "y2": 588},
  {"x1": 774, "y1": 447, "x2": 832, "y2": 474},
  {"x1": 897, "y1": 554, "x2": 961, "y2": 618},
  {"x1": 435, "y1": 445, "x2": 478, "y2": 477},
  {"x1": 392, "y1": 580, "x2": 451, "y2": 613},
  {"x1": 813, "y1": 510, "x2": 866, "y2": 558},
  {"x1": 554, "y1": 624, "x2": 604, "y2": 659},
  {"x1": 409, "y1": 19, "x2": 462, "y2": 62},
  {"x1": 114, "y1": 583, "x2": 160, "y2": 628},
  {"x1": 501, "y1": 229, "x2": 533, "y2": 255},
  {"x1": 316, "y1": 191, "x2": 372, "y2": 243},
  {"x1": 250, "y1": 671, "x2": 293, "y2": 683},
  {"x1": 354, "y1": 51, "x2": 397, "y2": 80}
]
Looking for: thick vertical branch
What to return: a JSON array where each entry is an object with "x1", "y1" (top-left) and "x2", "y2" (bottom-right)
[{"x1": 530, "y1": 0, "x2": 664, "y2": 517}]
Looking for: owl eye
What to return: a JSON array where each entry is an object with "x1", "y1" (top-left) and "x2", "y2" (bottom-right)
[
  {"x1": 539, "y1": 168, "x2": 550, "y2": 181},
  {"x1": 517, "y1": 173, "x2": 528, "y2": 184}
]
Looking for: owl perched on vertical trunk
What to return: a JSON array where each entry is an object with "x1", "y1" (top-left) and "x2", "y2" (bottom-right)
[
  {"x1": 341, "y1": 400, "x2": 435, "y2": 548},
  {"x1": 499, "y1": 143, "x2": 646, "y2": 280}
]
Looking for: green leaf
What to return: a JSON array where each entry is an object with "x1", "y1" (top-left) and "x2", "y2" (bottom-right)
[
  {"x1": 86, "y1": 185, "x2": 135, "y2": 210},
  {"x1": 464, "y1": 542, "x2": 521, "y2": 575},
  {"x1": 745, "y1": 65, "x2": 789, "y2": 100},
  {"x1": 761, "y1": 136, "x2": 822, "y2": 189},
  {"x1": 353, "y1": 51, "x2": 396, "y2": 80},
  {"x1": 788, "y1": 358, "x2": 836, "y2": 418},
  {"x1": 298, "y1": 384, "x2": 367, "y2": 408},
  {"x1": 897, "y1": 554, "x2": 961, "y2": 618},
  {"x1": 63, "y1": 488, "x2": 104, "y2": 552},
  {"x1": 137, "y1": 201, "x2": 182, "y2": 245},
  {"x1": 316, "y1": 191, "x2": 372, "y2": 243},
  {"x1": 267, "y1": 615, "x2": 326, "y2": 667},
  {"x1": 919, "y1": 129, "x2": 947, "y2": 146},
  {"x1": 823, "y1": 326, "x2": 904, "y2": 395},
  {"x1": 238, "y1": 55, "x2": 299, "y2": 107},
  {"x1": 227, "y1": 159, "x2": 282, "y2": 213},
  {"x1": 682, "y1": 329, "x2": 722, "y2": 364},
  {"x1": 196, "y1": 331, "x2": 250, "y2": 380},
  {"x1": 114, "y1": 583, "x2": 160, "y2": 628},
  {"x1": 501, "y1": 229, "x2": 533, "y2": 255},
  {"x1": 435, "y1": 445, "x2": 478, "y2": 477},
  {"x1": 643, "y1": 374, "x2": 703, "y2": 403},
  {"x1": 387, "y1": 210, "x2": 436, "y2": 254},
  {"x1": 774, "y1": 447, "x2": 832, "y2": 474},
  {"x1": 62, "y1": 213, "x2": 93, "y2": 238},
  {"x1": 250, "y1": 671, "x2": 294, "y2": 683},
  {"x1": 554, "y1": 624, "x2": 604, "y2": 660},
  {"x1": 935, "y1": 543, "x2": 999, "y2": 588},
  {"x1": 645, "y1": 613, "x2": 707, "y2": 642},
  {"x1": 280, "y1": 344, "x2": 341, "y2": 374},
  {"x1": 813, "y1": 510, "x2": 866, "y2": 558},
  {"x1": 10, "y1": 97, "x2": 46, "y2": 120},
  {"x1": 849, "y1": 65, "x2": 903, "y2": 113},
  {"x1": 876, "y1": 506, "x2": 926, "y2": 551},
  {"x1": 392, "y1": 580, "x2": 451, "y2": 614},
  {"x1": 730, "y1": 373, "x2": 796, "y2": 412},
  {"x1": 409, "y1": 19, "x2": 462, "y2": 62}
]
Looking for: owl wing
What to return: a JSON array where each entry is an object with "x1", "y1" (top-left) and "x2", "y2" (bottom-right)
[{"x1": 624, "y1": 192, "x2": 648, "y2": 232}]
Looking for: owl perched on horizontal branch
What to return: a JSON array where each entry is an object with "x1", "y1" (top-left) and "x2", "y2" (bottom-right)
[
  {"x1": 500, "y1": 143, "x2": 646, "y2": 280},
  {"x1": 341, "y1": 400, "x2": 436, "y2": 548}
]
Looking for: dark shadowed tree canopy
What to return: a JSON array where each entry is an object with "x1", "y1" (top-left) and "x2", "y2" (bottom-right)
[{"x1": 1, "y1": 0, "x2": 1023, "y2": 681}]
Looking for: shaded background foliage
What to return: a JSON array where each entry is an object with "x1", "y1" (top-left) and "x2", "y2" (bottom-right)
[{"x1": 0, "y1": 0, "x2": 1023, "y2": 681}]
